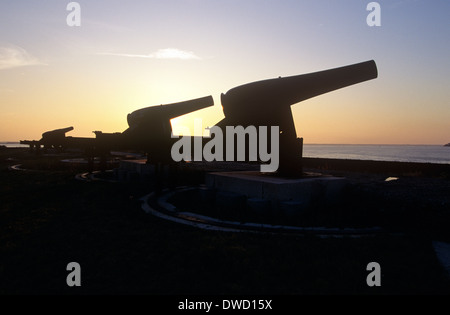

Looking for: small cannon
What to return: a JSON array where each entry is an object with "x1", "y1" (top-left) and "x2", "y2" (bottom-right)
[{"x1": 40, "y1": 126, "x2": 74, "y2": 149}]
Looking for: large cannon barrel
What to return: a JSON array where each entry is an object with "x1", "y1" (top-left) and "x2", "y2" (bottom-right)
[
  {"x1": 121, "y1": 95, "x2": 214, "y2": 158},
  {"x1": 216, "y1": 60, "x2": 378, "y2": 175},
  {"x1": 220, "y1": 60, "x2": 378, "y2": 124},
  {"x1": 127, "y1": 95, "x2": 214, "y2": 128}
]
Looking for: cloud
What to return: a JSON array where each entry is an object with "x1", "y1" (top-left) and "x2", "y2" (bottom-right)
[
  {"x1": 99, "y1": 48, "x2": 201, "y2": 60},
  {"x1": 0, "y1": 45, "x2": 44, "y2": 70}
]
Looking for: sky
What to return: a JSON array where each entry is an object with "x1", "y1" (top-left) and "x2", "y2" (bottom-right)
[{"x1": 0, "y1": 0, "x2": 449, "y2": 144}]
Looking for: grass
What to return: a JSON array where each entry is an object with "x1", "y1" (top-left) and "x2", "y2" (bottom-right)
[{"x1": 1, "y1": 148, "x2": 450, "y2": 295}]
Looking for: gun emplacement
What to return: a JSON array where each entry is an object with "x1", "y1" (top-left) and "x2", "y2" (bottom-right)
[{"x1": 216, "y1": 60, "x2": 378, "y2": 174}]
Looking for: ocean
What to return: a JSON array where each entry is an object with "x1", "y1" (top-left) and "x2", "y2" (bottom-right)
[
  {"x1": 303, "y1": 144, "x2": 450, "y2": 165},
  {"x1": 0, "y1": 142, "x2": 29, "y2": 148},
  {"x1": 2, "y1": 142, "x2": 449, "y2": 165}
]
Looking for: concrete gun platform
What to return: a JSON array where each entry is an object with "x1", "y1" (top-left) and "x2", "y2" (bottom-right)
[{"x1": 206, "y1": 171, "x2": 347, "y2": 205}]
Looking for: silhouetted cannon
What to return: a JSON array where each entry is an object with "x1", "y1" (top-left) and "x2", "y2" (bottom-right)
[
  {"x1": 118, "y1": 95, "x2": 214, "y2": 162},
  {"x1": 125, "y1": 95, "x2": 214, "y2": 139},
  {"x1": 217, "y1": 60, "x2": 378, "y2": 175},
  {"x1": 40, "y1": 126, "x2": 74, "y2": 149},
  {"x1": 41, "y1": 126, "x2": 74, "y2": 138}
]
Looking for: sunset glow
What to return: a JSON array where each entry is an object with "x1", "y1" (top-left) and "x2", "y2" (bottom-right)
[{"x1": 1, "y1": 0, "x2": 449, "y2": 144}]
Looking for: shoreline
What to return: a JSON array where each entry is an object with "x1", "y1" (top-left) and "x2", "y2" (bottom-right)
[{"x1": 302, "y1": 157, "x2": 450, "y2": 177}]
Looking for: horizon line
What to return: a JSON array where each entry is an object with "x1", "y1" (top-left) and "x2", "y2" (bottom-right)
[{"x1": 1, "y1": 141, "x2": 447, "y2": 147}]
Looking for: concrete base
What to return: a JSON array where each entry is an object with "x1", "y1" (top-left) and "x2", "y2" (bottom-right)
[{"x1": 206, "y1": 171, "x2": 347, "y2": 206}]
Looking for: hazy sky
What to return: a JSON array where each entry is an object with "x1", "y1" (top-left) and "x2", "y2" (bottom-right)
[{"x1": 0, "y1": 0, "x2": 449, "y2": 144}]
